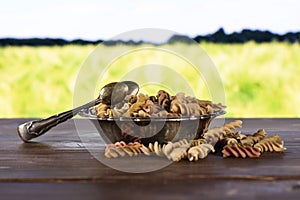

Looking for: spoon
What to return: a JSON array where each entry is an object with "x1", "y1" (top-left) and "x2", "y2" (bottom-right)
[{"x1": 18, "y1": 81, "x2": 139, "y2": 142}]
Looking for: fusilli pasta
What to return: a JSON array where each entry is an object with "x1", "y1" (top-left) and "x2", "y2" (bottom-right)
[
  {"x1": 104, "y1": 142, "x2": 143, "y2": 158},
  {"x1": 254, "y1": 135, "x2": 286, "y2": 152},
  {"x1": 188, "y1": 143, "x2": 215, "y2": 161},
  {"x1": 240, "y1": 129, "x2": 267, "y2": 146},
  {"x1": 103, "y1": 120, "x2": 286, "y2": 161},
  {"x1": 202, "y1": 120, "x2": 243, "y2": 144},
  {"x1": 222, "y1": 144, "x2": 261, "y2": 158}
]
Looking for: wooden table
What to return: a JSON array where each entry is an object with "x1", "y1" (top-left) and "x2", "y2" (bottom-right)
[{"x1": 1, "y1": 118, "x2": 300, "y2": 199}]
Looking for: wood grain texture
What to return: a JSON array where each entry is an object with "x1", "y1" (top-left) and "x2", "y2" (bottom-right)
[{"x1": 1, "y1": 118, "x2": 300, "y2": 199}]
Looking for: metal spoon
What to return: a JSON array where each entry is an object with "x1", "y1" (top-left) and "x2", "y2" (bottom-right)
[{"x1": 18, "y1": 81, "x2": 139, "y2": 142}]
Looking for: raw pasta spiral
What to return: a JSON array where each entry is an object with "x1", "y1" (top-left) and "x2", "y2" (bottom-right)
[
  {"x1": 170, "y1": 92, "x2": 203, "y2": 115},
  {"x1": 168, "y1": 146, "x2": 189, "y2": 162},
  {"x1": 146, "y1": 141, "x2": 166, "y2": 157},
  {"x1": 104, "y1": 142, "x2": 143, "y2": 158},
  {"x1": 104, "y1": 139, "x2": 191, "y2": 161},
  {"x1": 103, "y1": 119, "x2": 286, "y2": 161},
  {"x1": 157, "y1": 90, "x2": 171, "y2": 111},
  {"x1": 95, "y1": 90, "x2": 224, "y2": 118},
  {"x1": 202, "y1": 120, "x2": 243, "y2": 144},
  {"x1": 95, "y1": 103, "x2": 110, "y2": 117},
  {"x1": 162, "y1": 139, "x2": 190, "y2": 161},
  {"x1": 221, "y1": 128, "x2": 286, "y2": 158},
  {"x1": 201, "y1": 127, "x2": 223, "y2": 144},
  {"x1": 253, "y1": 135, "x2": 286, "y2": 152},
  {"x1": 223, "y1": 137, "x2": 239, "y2": 145},
  {"x1": 141, "y1": 139, "x2": 191, "y2": 161},
  {"x1": 222, "y1": 120, "x2": 243, "y2": 134},
  {"x1": 190, "y1": 138, "x2": 207, "y2": 146},
  {"x1": 240, "y1": 129, "x2": 267, "y2": 146},
  {"x1": 188, "y1": 143, "x2": 215, "y2": 161},
  {"x1": 222, "y1": 144, "x2": 261, "y2": 158}
]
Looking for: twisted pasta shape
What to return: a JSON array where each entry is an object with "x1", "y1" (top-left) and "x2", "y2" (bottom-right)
[
  {"x1": 202, "y1": 127, "x2": 224, "y2": 144},
  {"x1": 223, "y1": 137, "x2": 239, "y2": 145},
  {"x1": 104, "y1": 119, "x2": 286, "y2": 161},
  {"x1": 163, "y1": 139, "x2": 190, "y2": 161},
  {"x1": 95, "y1": 103, "x2": 110, "y2": 117},
  {"x1": 141, "y1": 139, "x2": 191, "y2": 161},
  {"x1": 240, "y1": 129, "x2": 267, "y2": 146},
  {"x1": 190, "y1": 138, "x2": 207, "y2": 146},
  {"x1": 169, "y1": 147, "x2": 189, "y2": 162},
  {"x1": 104, "y1": 142, "x2": 143, "y2": 158},
  {"x1": 253, "y1": 135, "x2": 286, "y2": 152},
  {"x1": 95, "y1": 89, "x2": 226, "y2": 118},
  {"x1": 202, "y1": 120, "x2": 243, "y2": 144},
  {"x1": 104, "y1": 139, "x2": 192, "y2": 161},
  {"x1": 187, "y1": 143, "x2": 215, "y2": 161},
  {"x1": 112, "y1": 103, "x2": 130, "y2": 117},
  {"x1": 140, "y1": 139, "x2": 191, "y2": 161},
  {"x1": 146, "y1": 141, "x2": 166, "y2": 157},
  {"x1": 222, "y1": 120, "x2": 243, "y2": 135},
  {"x1": 157, "y1": 90, "x2": 171, "y2": 111},
  {"x1": 222, "y1": 144, "x2": 261, "y2": 158}
]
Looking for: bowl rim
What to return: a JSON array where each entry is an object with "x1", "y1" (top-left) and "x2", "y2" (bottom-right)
[{"x1": 78, "y1": 108, "x2": 226, "y2": 122}]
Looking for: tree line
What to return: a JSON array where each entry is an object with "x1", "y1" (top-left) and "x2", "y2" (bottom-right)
[
  {"x1": 1, "y1": 28, "x2": 299, "y2": 46},
  {"x1": 193, "y1": 28, "x2": 300, "y2": 43}
]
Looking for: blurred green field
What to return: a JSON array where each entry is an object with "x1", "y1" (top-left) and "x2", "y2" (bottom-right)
[{"x1": 1, "y1": 42, "x2": 299, "y2": 118}]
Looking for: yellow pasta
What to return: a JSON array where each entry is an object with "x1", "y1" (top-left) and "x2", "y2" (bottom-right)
[
  {"x1": 147, "y1": 141, "x2": 165, "y2": 157},
  {"x1": 170, "y1": 93, "x2": 201, "y2": 115},
  {"x1": 202, "y1": 127, "x2": 224, "y2": 144},
  {"x1": 222, "y1": 120, "x2": 243, "y2": 134},
  {"x1": 254, "y1": 135, "x2": 286, "y2": 152},
  {"x1": 95, "y1": 103, "x2": 110, "y2": 117},
  {"x1": 103, "y1": 119, "x2": 286, "y2": 161},
  {"x1": 223, "y1": 137, "x2": 239, "y2": 145},
  {"x1": 95, "y1": 90, "x2": 225, "y2": 118},
  {"x1": 104, "y1": 142, "x2": 143, "y2": 158},
  {"x1": 162, "y1": 139, "x2": 190, "y2": 161},
  {"x1": 167, "y1": 147, "x2": 187, "y2": 162},
  {"x1": 188, "y1": 143, "x2": 215, "y2": 161},
  {"x1": 190, "y1": 138, "x2": 207, "y2": 146},
  {"x1": 240, "y1": 129, "x2": 267, "y2": 146},
  {"x1": 202, "y1": 120, "x2": 242, "y2": 144}
]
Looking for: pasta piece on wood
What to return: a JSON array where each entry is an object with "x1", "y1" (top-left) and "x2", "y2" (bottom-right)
[
  {"x1": 104, "y1": 142, "x2": 143, "y2": 158},
  {"x1": 190, "y1": 138, "x2": 207, "y2": 146},
  {"x1": 164, "y1": 139, "x2": 190, "y2": 161},
  {"x1": 169, "y1": 147, "x2": 188, "y2": 162},
  {"x1": 188, "y1": 143, "x2": 215, "y2": 161},
  {"x1": 240, "y1": 129, "x2": 267, "y2": 146},
  {"x1": 222, "y1": 144, "x2": 261, "y2": 158},
  {"x1": 223, "y1": 137, "x2": 239, "y2": 145},
  {"x1": 254, "y1": 135, "x2": 286, "y2": 152},
  {"x1": 222, "y1": 120, "x2": 243, "y2": 134},
  {"x1": 202, "y1": 120, "x2": 243, "y2": 143}
]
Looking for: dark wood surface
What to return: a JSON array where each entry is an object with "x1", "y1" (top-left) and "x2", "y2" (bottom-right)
[{"x1": 1, "y1": 118, "x2": 300, "y2": 199}]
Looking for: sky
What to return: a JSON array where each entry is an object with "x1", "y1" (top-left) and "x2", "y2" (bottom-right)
[{"x1": 0, "y1": 0, "x2": 299, "y2": 41}]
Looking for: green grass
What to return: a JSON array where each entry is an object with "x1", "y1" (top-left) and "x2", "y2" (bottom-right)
[
  {"x1": 1, "y1": 42, "x2": 299, "y2": 118},
  {"x1": 202, "y1": 42, "x2": 300, "y2": 117},
  {"x1": 0, "y1": 45, "x2": 94, "y2": 117}
]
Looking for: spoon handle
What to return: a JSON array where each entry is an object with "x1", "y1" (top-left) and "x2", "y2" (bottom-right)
[{"x1": 18, "y1": 99, "x2": 100, "y2": 142}]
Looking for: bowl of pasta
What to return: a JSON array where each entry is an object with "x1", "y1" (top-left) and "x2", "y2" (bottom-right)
[{"x1": 79, "y1": 90, "x2": 226, "y2": 145}]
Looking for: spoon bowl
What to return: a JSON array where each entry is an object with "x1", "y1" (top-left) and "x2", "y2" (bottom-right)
[{"x1": 17, "y1": 81, "x2": 139, "y2": 142}]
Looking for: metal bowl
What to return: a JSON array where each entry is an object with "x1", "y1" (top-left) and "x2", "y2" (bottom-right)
[{"x1": 79, "y1": 108, "x2": 225, "y2": 144}]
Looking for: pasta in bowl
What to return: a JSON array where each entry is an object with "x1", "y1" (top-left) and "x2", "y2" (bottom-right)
[{"x1": 78, "y1": 90, "x2": 226, "y2": 144}]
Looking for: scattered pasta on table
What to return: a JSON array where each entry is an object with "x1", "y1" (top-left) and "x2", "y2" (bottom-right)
[
  {"x1": 95, "y1": 89, "x2": 285, "y2": 161},
  {"x1": 104, "y1": 119, "x2": 286, "y2": 161}
]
